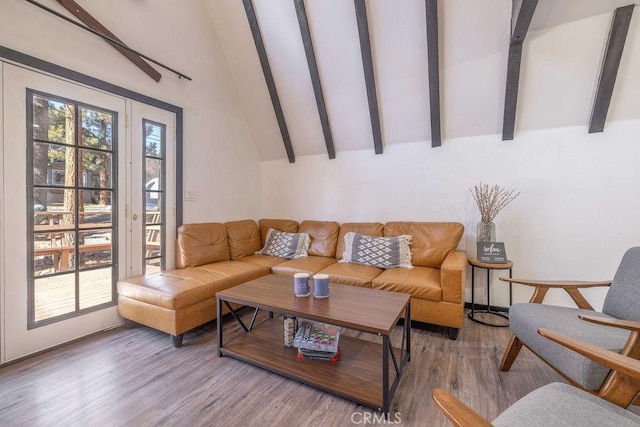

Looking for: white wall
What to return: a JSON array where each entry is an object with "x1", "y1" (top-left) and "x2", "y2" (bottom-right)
[
  {"x1": 262, "y1": 120, "x2": 640, "y2": 309},
  {"x1": 0, "y1": 0, "x2": 262, "y2": 223},
  {"x1": 259, "y1": 7, "x2": 640, "y2": 310}
]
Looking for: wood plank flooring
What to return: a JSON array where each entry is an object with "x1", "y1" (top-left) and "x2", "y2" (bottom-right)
[{"x1": 0, "y1": 310, "x2": 569, "y2": 426}]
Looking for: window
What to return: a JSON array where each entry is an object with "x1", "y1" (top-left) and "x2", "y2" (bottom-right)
[{"x1": 28, "y1": 90, "x2": 117, "y2": 327}]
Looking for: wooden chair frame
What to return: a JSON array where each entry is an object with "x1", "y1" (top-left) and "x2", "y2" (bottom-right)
[
  {"x1": 433, "y1": 318, "x2": 640, "y2": 426},
  {"x1": 499, "y1": 278, "x2": 640, "y2": 407}
]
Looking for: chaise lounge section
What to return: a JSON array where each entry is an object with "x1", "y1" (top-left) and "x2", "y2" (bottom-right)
[{"x1": 117, "y1": 219, "x2": 466, "y2": 346}]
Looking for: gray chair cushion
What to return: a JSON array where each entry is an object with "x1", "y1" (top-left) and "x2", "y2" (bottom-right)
[
  {"x1": 493, "y1": 382, "x2": 640, "y2": 427},
  {"x1": 509, "y1": 303, "x2": 630, "y2": 390},
  {"x1": 603, "y1": 247, "x2": 640, "y2": 321}
]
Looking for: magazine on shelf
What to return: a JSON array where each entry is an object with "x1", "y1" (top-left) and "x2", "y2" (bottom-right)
[
  {"x1": 297, "y1": 346, "x2": 341, "y2": 362},
  {"x1": 293, "y1": 319, "x2": 340, "y2": 353}
]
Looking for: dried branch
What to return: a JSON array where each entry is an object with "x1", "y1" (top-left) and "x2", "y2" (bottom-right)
[{"x1": 470, "y1": 182, "x2": 520, "y2": 223}]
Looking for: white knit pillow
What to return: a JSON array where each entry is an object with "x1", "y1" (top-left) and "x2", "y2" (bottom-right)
[
  {"x1": 256, "y1": 228, "x2": 310, "y2": 259},
  {"x1": 340, "y1": 232, "x2": 413, "y2": 269}
]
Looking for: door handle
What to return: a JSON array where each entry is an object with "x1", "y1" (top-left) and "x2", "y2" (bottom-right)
[{"x1": 132, "y1": 213, "x2": 139, "y2": 220}]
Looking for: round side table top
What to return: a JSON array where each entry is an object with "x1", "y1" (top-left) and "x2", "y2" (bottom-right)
[{"x1": 468, "y1": 257, "x2": 513, "y2": 269}]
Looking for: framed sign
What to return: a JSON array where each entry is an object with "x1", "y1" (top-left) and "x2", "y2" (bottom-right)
[{"x1": 477, "y1": 242, "x2": 508, "y2": 264}]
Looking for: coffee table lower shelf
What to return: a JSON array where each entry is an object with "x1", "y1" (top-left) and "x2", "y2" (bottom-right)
[{"x1": 219, "y1": 318, "x2": 399, "y2": 411}]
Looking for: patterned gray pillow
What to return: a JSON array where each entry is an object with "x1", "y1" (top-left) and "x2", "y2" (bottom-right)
[
  {"x1": 256, "y1": 228, "x2": 310, "y2": 259},
  {"x1": 339, "y1": 232, "x2": 413, "y2": 269}
]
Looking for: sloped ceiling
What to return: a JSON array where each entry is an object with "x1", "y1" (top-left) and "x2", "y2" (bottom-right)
[{"x1": 206, "y1": 0, "x2": 639, "y2": 161}]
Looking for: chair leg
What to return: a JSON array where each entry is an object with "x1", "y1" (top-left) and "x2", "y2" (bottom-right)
[{"x1": 500, "y1": 334, "x2": 523, "y2": 371}]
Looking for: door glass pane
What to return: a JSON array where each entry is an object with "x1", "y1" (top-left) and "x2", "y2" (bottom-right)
[
  {"x1": 143, "y1": 120, "x2": 165, "y2": 273},
  {"x1": 33, "y1": 95, "x2": 73, "y2": 145},
  {"x1": 80, "y1": 149, "x2": 112, "y2": 189},
  {"x1": 34, "y1": 274, "x2": 75, "y2": 322},
  {"x1": 78, "y1": 230, "x2": 112, "y2": 269},
  {"x1": 79, "y1": 107, "x2": 113, "y2": 150},
  {"x1": 28, "y1": 91, "x2": 117, "y2": 327},
  {"x1": 79, "y1": 268, "x2": 113, "y2": 309},
  {"x1": 146, "y1": 158, "x2": 161, "y2": 183}
]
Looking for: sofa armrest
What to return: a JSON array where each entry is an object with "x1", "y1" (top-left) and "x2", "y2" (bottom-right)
[{"x1": 440, "y1": 250, "x2": 467, "y2": 304}]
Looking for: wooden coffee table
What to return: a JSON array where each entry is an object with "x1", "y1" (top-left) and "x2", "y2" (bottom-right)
[{"x1": 216, "y1": 274, "x2": 411, "y2": 414}]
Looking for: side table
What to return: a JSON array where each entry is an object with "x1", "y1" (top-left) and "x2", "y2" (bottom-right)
[{"x1": 468, "y1": 257, "x2": 513, "y2": 327}]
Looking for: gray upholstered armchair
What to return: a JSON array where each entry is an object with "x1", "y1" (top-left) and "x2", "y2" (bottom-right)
[
  {"x1": 499, "y1": 246, "x2": 640, "y2": 407},
  {"x1": 433, "y1": 319, "x2": 640, "y2": 426}
]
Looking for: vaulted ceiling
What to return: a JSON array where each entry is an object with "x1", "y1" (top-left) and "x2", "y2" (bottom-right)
[{"x1": 205, "y1": 0, "x2": 639, "y2": 161}]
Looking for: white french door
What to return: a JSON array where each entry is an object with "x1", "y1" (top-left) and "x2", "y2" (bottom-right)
[
  {"x1": 0, "y1": 64, "x2": 176, "y2": 363},
  {"x1": 128, "y1": 102, "x2": 176, "y2": 277}
]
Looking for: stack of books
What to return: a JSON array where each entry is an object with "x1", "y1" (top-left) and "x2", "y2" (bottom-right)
[{"x1": 293, "y1": 319, "x2": 340, "y2": 362}]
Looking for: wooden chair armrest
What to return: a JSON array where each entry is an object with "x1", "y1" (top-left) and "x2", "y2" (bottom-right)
[
  {"x1": 538, "y1": 328, "x2": 640, "y2": 380},
  {"x1": 578, "y1": 315, "x2": 640, "y2": 333},
  {"x1": 432, "y1": 389, "x2": 492, "y2": 427},
  {"x1": 498, "y1": 278, "x2": 612, "y2": 288}
]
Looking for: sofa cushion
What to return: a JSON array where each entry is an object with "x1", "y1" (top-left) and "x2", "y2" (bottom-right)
[
  {"x1": 493, "y1": 382, "x2": 640, "y2": 427},
  {"x1": 372, "y1": 266, "x2": 442, "y2": 301},
  {"x1": 256, "y1": 229, "x2": 310, "y2": 259},
  {"x1": 197, "y1": 260, "x2": 270, "y2": 284},
  {"x1": 176, "y1": 223, "x2": 230, "y2": 268},
  {"x1": 317, "y1": 262, "x2": 382, "y2": 287},
  {"x1": 225, "y1": 220, "x2": 262, "y2": 260},
  {"x1": 299, "y1": 220, "x2": 340, "y2": 257},
  {"x1": 258, "y1": 219, "x2": 299, "y2": 245},
  {"x1": 271, "y1": 256, "x2": 338, "y2": 276},
  {"x1": 337, "y1": 222, "x2": 384, "y2": 258},
  {"x1": 236, "y1": 254, "x2": 288, "y2": 268},
  {"x1": 340, "y1": 232, "x2": 413, "y2": 269},
  {"x1": 118, "y1": 271, "x2": 228, "y2": 310},
  {"x1": 117, "y1": 261, "x2": 269, "y2": 310},
  {"x1": 384, "y1": 222, "x2": 463, "y2": 268},
  {"x1": 509, "y1": 303, "x2": 629, "y2": 390}
]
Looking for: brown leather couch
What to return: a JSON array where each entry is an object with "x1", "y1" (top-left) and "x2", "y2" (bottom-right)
[{"x1": 117, "y1": 219, "x2": 466, "y2": 347}]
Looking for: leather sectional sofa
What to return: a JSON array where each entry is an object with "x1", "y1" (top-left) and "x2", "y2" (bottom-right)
[{"x1": 117, "y1": 219, "x2": 466, "y2": 347}]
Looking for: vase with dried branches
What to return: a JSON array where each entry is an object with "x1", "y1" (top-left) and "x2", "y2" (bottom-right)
[{"x1": 470, "y1": 183, "x2": 520, "y2": 242}]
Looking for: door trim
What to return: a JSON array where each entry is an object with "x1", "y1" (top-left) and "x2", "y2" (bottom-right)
[{"x1": 0, "y1": 45, "x2": 183, "y2": 227}]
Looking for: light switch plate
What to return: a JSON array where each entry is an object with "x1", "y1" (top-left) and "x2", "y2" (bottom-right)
[{"x1": 184, "y1": 189, "x2": 196, "y2": 201}]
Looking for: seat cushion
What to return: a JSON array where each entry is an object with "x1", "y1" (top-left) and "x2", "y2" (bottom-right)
[
  {"x1": 493, "y1": 382, "x2": 640, "y2": 427},
  {"x1": 509, "y1": 303, "x2": 630, "y2": 390},
  {"x1": 118, "y1": 272, "x2": 228, "y2": 310},
  {"x1": 117, "y1": 261, "x2": 269, "y2": 310},
  {"x1": 271, "y1": 256, "x2": 338, "y2": 276},
  {"x1": 196, "y1": 261, "x2": 270, "y2": 283},
  {"x1": 372, "y1": 266, "x2": 441, "y2": 301},
  {"x1": 236, "y1": 254, "x2": 288, "y2": 269},
  {"x1": 317, "y1": 262, "x2": 382, "y2": 287}
]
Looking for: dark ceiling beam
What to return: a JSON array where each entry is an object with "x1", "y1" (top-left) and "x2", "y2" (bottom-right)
[
  {"x1": 354, "y1": 0, "x2": 383, "y2": 155},
  {"x1": 502, "y1": 0, "x2": 538, "y2": 141},
  {"x1": 425, "y1": 0, "x2": 441, "y2": 148},
  {"x1": 294, "y1": 0, "x2": 336, "y2": 159},
  {"x1": 242, "y1": 0, "x2": 295, "y2": 163},
  {"x1": 589, "y1": 5, "x2": 635, "y2": 134},
  {"x1": 55, "y1": 0, "x2": 162, "y2": 82}
]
